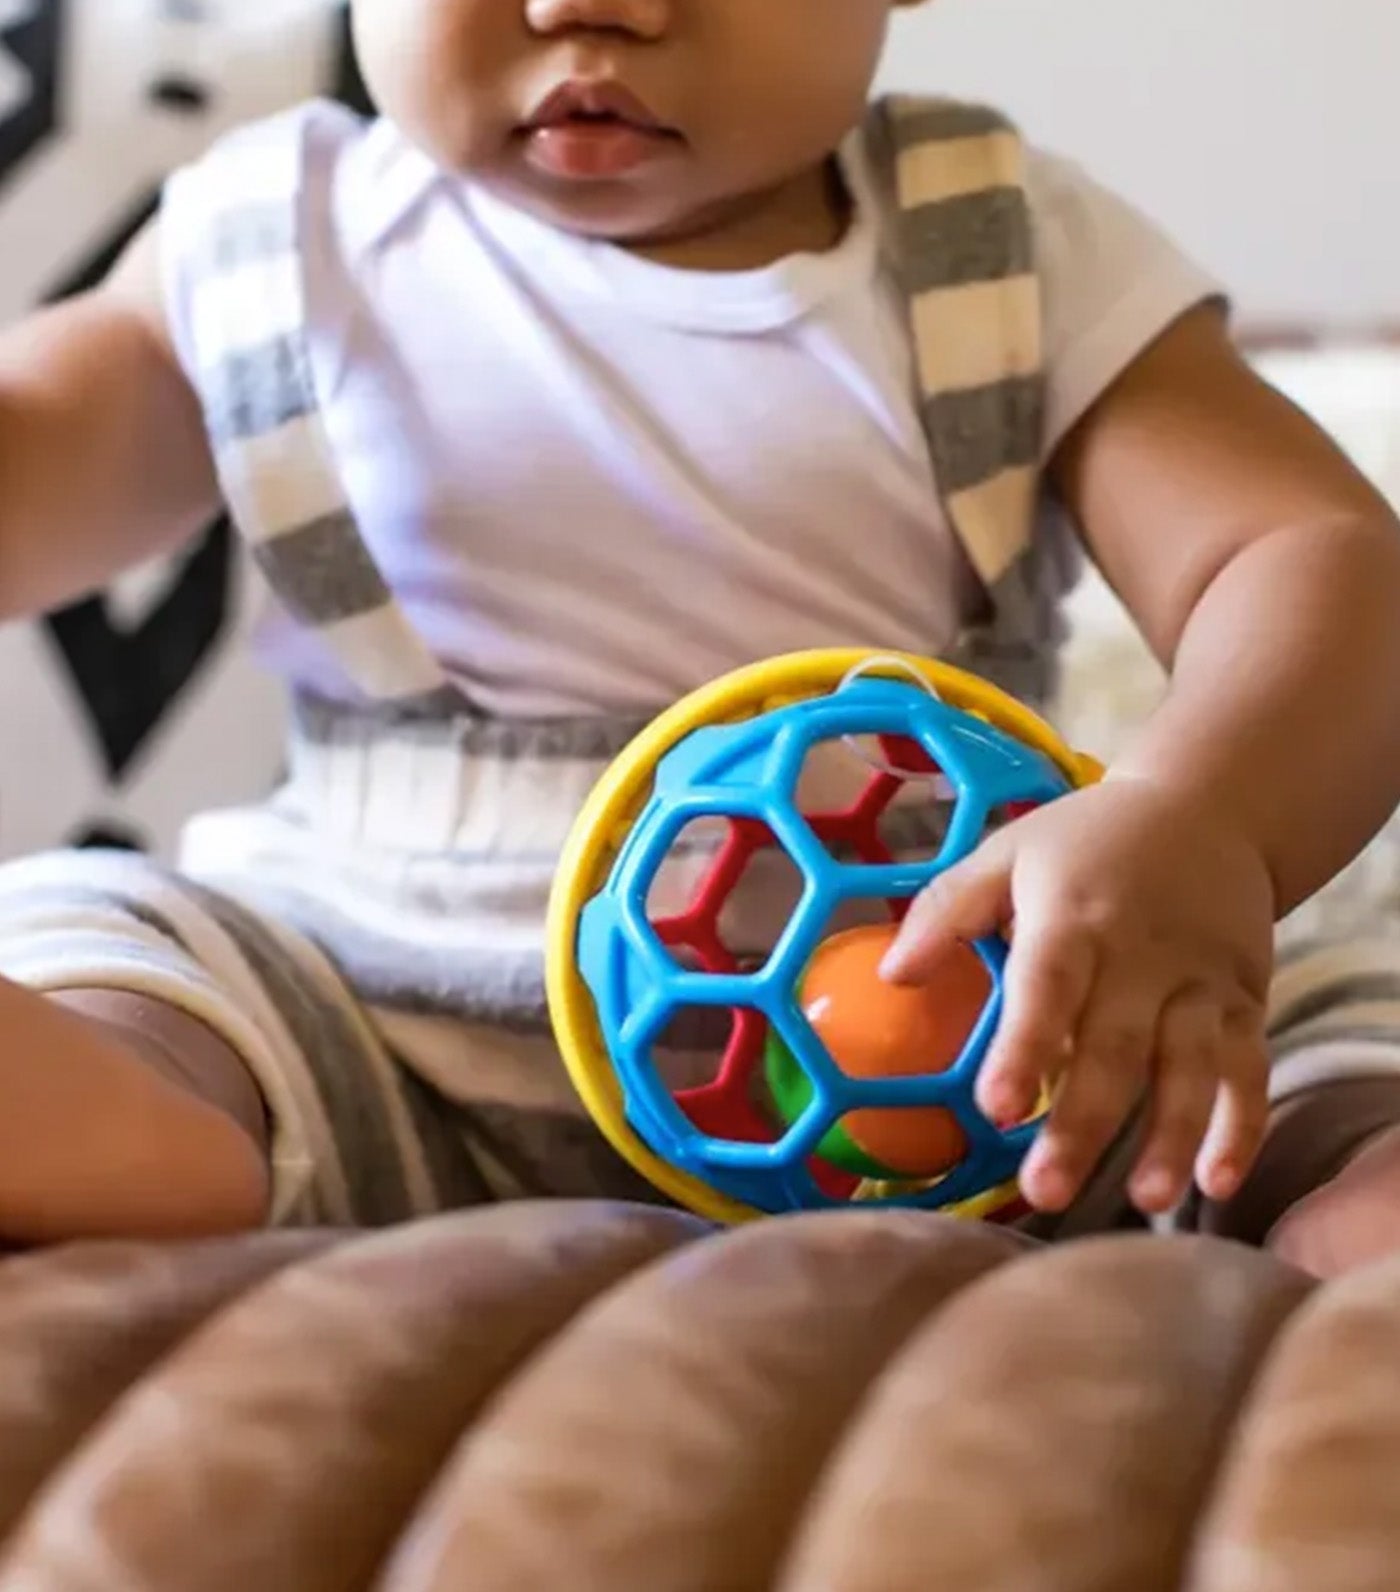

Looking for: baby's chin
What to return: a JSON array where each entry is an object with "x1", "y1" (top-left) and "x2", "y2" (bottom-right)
[{"x1": 481, "y1": 170, "x2": 725, "y2": 252}]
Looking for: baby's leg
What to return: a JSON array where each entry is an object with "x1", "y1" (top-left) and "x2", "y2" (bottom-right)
[
  {"x1": 0, "y1": 849, "x2": 468, "y2": 1238},
  {"x1": 370, "y1": 1008, "x2": 676, "y2": 1207},
  {"x1": 0, "y1": 978, "x2": 268, "y2": 1243}
]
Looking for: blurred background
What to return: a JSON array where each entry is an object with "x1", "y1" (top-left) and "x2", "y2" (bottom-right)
[
  {"x1": 0, "y1": 0, "x2": 1394, "y2": 939},
  {"x1": 885, "y1": 0, "x2": 1398, "y2": 333}
]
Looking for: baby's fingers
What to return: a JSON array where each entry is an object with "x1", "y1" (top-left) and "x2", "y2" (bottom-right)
[
  {"x1": 1020, "y1": 988, "x2": 1156, "y2": 1212},
  {"x1": 880, "y1": 849, "x2": 1010, "y2": 986},
  {"x1": 1195, "y1": 1009, "x2": 1270, "y2": 1202},
  {"x1": 1129, "y1": 993, "x2": 1222, "y2": 1214},
  {"x1": 976, "y1": 926, "x2": 1094, "y2": 1127}
]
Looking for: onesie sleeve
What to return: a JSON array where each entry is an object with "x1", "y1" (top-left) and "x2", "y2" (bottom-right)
[
  {"x1": 158, "y1": 98, "x2": 367, "y2": 407},
  {"x1": 1025, "y1": 148, "x2": 1226, "y2": 459}
]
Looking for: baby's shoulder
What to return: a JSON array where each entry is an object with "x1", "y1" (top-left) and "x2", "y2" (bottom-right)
[
  {"x1": 162, "y1": 99, "x2": 438, "y2": 266},
  {"x1": 168, "y1": 98, "x2": 365, "y2": 203},
  {"x1": 861, "y1": 94, "x2": 1173, "y2": 277}
]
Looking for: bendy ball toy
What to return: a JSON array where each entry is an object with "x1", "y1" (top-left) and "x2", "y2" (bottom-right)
[{"x1": 546, "y1": 649, "x2": 1101, "y2": 1225}]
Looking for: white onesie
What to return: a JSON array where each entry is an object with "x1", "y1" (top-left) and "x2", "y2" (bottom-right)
[{"x1": 164, "y1": 106, "x2": 1219, "y2": 721}]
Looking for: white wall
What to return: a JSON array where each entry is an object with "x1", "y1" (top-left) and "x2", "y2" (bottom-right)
[{"x1": 882, "y1": 0, "x2": 1400, "y2": 331}]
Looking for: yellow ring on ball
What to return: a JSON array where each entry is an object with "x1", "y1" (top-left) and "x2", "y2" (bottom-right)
[{"x1": 544, "y1": 648, "x2": 1102, "y2": 1226}]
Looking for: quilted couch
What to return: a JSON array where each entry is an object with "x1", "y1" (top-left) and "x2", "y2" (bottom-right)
[{"x1": 0, "y1": 1204, "x2": 1391, "y2": 1591}]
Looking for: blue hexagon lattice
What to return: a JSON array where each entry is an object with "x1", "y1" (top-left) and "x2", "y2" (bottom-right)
[{"x1": 577, "y1": 678, "x2": 1071, "y2": 1214}]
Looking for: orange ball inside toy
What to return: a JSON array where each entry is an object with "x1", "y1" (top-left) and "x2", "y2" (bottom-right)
[{"x1": 801, "y1": 922, "x2": 990, "y2": 1177}]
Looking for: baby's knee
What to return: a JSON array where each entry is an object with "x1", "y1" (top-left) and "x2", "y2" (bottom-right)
[
  {"x1": 0, "y1": 979, "x2": 270, "y2": 1244},
  {"x1": 54, "y1": 987, "x2": 270, "y2": 1155}
]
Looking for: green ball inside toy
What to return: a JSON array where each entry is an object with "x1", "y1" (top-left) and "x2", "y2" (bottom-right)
[{"x1": 762, "y1": 1029, "x2": 902, "y2": 1180}]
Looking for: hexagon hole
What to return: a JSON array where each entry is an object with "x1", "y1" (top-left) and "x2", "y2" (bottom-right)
[
  {"x1": 646, "y1": 1002, "x2": 863, "y2": 1202},
  {"x1": 796, "y1": 734, "x2": 957, "y2": 885},
  {"x1": 646, "y1": 815, "x2": 807, "y2": 975},
  {"x1": 650, "y1": 1002, "x2": 780, "y2": 1150}
]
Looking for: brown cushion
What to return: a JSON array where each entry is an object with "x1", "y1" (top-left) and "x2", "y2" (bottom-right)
[{"x1": 0, "y1": 1205, "x2": 1388, "y2": 1591}]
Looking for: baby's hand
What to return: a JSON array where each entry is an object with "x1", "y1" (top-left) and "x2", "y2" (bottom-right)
[{"x1": 882, "y1": 779, "x2": 1275, "y2": 1215}]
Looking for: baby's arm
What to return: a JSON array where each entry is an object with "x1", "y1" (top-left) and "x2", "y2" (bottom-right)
[
  {"x1": 0, "y1": 226, "x2": 269, "y2": 1240},
  {"x1": 0, "y1": 220, "x2": 220, "y2": 617},
  {"x1": 1057, "y1": 304, "x2": 1400, "y2": 917},
  {"x1": 887, "y1": 304, "x2": 1400, "y2": 1218}
]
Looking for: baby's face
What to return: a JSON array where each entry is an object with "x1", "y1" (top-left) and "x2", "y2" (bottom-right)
[{"x1": 352, "y1": 0, "x2": 913, "y2": 247}]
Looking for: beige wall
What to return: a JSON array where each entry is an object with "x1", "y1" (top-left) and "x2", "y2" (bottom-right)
[{"x1": 882, "y1": 0, "x2": 1399, "y2": 331}]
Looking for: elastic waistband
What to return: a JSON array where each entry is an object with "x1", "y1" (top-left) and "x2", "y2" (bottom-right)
[
  {"x1": 283, "y1": 691, "x2": 654, "y2": 856},
  {"x1": 291, "y1": 690, "x2": 654, "y2": 762}
]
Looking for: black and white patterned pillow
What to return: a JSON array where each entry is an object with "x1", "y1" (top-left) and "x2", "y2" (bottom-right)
[{"x1": 0, "y1": 1, "x2": 361, "y2": 859}]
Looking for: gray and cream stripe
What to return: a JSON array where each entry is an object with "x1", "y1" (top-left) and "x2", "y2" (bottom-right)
[{"x1": 184, "y1": 108, "x2": 456, "y2": 709}]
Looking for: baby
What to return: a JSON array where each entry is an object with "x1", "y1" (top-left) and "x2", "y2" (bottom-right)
[{"x1": 0, "y1": 0, "x2": 1396, "y2": 1272}]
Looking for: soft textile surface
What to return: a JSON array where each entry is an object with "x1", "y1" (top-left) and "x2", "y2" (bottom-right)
[{"x1": 0, "y1": 1205, "x2": 1398, "y2": 1590}]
